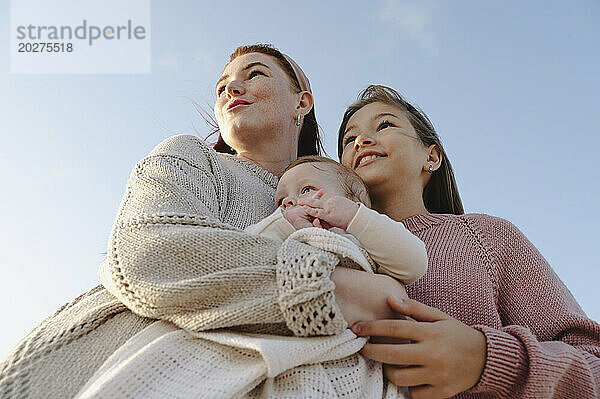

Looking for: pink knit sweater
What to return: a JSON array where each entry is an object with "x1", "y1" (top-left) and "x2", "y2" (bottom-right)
[{"x1": 400, "y1": 212, "x2": 600, "y2": 398}]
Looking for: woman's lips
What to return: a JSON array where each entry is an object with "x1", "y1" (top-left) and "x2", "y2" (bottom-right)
[{"x1": 227, "y1": 100, "x2": 251, "y2": 112}]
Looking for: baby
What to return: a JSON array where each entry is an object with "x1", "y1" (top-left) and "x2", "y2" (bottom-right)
[{"x1": 246, "y1": 155, "x2": 428, "y2": 285}]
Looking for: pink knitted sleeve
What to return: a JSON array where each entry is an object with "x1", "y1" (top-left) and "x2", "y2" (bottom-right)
[{"x1": 468, "y1": 215, "x2": 600, "y2": 398}]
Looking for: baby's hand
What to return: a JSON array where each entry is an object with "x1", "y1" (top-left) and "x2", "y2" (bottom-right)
[
  {"x1": 297, "y1": 189, "x2": 359, "y2": 231},
  {"x1": 282, "y1": 205, "x2": 314, "y2": 230}
]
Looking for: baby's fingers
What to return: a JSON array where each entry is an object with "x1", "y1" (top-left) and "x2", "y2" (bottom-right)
[
  {"x1": 303, "y1": 205, "x2": 327, "y2": 219},
  {"x1": 312, "y1": 189, "x2": 325, "y2": 199},
  {"x1": 297, "y1": 197, "x2": 324, "y2": 208}
]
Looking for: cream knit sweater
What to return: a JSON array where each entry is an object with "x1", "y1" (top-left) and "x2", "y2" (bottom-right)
[
  {"x1": 0, "y1": 134, "x2": 390, "y2": 398},
  {"x1": 83, "y1": 228, "x2": 408, "y2": 398}
]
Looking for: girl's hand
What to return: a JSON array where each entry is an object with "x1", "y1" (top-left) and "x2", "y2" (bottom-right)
[
  {"x1": 297, "y1": 189, "x2": 359, "y2": 230},
  {"x1": 352, "y1": 296, "x2": 487, "y2": 399}
]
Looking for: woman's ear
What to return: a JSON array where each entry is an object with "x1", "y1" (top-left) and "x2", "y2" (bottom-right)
[
  {"x1": 296, "y1": 91, "x2": 313, "y2": 117},
  {"x1": 424, "y1": 144, "x2": 442, "y2": 172}
]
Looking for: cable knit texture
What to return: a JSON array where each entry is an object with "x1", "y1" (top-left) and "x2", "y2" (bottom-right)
[{"x1": 1, "y1": 134, "x2": 599, "y2": 398}]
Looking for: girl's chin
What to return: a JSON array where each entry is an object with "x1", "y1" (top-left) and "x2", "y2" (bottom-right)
[
  {"x1": 357, "y1": 177, "x2": 387, "y2": 192},
  {"x1": 356, "y1": 167, "x2": 388, "y2": 182}
]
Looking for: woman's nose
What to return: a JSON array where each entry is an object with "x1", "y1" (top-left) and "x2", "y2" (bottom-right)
[
  {"x1": 281, "y1": 196, "x2": 296, "y2": 209},
  {"x1": 226, "y1": 80, "x2": 245, "y2": 98},
  {"x1": 354, "y1": 135, "x2": 375, "y2": 150}
]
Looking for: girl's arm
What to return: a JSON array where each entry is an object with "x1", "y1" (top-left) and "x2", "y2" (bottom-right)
[
  {"x1": 467, "y1": 215, "x2": 600, "y2": 397},
  {"x1": 354, "y1": 216, "x2": 600, "y2": 398}
]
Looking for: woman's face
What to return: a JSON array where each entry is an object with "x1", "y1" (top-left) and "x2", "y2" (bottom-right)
[
  {"x1": 340, "y1": 102, "x2": 429, "y2": 192},
  {"x1": 214, "y1": 52, "x2": 299, "y2": 150}
]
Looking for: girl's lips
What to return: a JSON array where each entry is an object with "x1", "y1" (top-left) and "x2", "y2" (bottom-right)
[{"x1": 356, "y1": 155, "x2": 384, "y2": 169}]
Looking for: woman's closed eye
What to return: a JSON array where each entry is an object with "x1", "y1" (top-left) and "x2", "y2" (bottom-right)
[
  {"x1": 216, "y1": 70, "x2": 265, "y2": 96},
  {"x1": 248, "y1": 69, "x2": 266, "y2": 79}
]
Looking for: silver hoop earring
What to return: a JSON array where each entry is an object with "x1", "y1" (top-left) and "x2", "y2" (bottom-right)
[
  {"x1": 428, "y1": 164, "x2": 434, "y2": 173},
  {"x1": 296, "y1": 114, "x2": 302, "y2": 127}
]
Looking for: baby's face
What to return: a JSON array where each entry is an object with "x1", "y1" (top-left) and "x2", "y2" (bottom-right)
[{"x1": 275, "y1": 162, "x2": 348, "y2": 209}]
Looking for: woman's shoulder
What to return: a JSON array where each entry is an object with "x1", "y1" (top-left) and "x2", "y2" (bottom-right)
[
  {"x1": 140, "y1": 134, "x2": 236, "y2": 179},
  {"x1": 140, "y1": 134, "x2": 278, "y2": 188},
  {"x1": 147, "y1": 134, "x2": 219, "y2": 166}
]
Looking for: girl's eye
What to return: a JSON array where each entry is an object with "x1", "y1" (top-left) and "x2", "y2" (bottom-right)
[
  {"x1": 377, "y1": 120, "x2": 394, "y2": 131},
  {"x1": 301, "y1": 187, "x2": 315, "y2": 195},
  {"x1": 249, "y1": 70, "x2": 265, "y2": 79},
  {"x1": 217, "y1": 85, "x2": 225, "y2": 96},
  {"x1": 343, "y1": 135, "x2": 356, "y2": 147}
]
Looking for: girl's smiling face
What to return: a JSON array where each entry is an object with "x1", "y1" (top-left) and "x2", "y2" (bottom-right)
[{"x1": 340, "y1": 102, "x2": 430, "y2": 192}]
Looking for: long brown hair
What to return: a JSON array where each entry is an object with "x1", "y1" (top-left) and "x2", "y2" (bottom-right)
[
  {"x1": 212, "y1": 44, "x2": 324, "y2": 157},
  {"x1": 337, "y1": 85, "x2": 464, "y2": 215}
]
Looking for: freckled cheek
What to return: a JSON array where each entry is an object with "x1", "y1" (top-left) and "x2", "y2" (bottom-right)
[
  {"x1": 214, "y1": 99, "x2": 225, "y2": 118},
  {"x1": 251, "y1": 82, "x2": 275, "y2": 99}
]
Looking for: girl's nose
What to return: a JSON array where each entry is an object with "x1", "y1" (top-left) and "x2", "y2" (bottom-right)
[{"x1": 354, "y1": 135, "x2": 375, "y2": 150}]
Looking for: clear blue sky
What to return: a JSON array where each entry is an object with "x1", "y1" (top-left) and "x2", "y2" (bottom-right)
[{"x1": 1, "y1": 1, "x2": 599, "y2": 358}]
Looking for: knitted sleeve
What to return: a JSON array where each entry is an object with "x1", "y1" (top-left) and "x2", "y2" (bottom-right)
[
  {"x1": 101, "y1": 135, "x2": 346, "y2": 336},
  {"x1": 467, "y1": 215, "x2": 600, "y2": 398}
]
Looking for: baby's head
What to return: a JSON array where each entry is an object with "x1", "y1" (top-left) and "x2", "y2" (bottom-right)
[{"x1": 275, "y1": 155, "x2": 371, "y2": 209}]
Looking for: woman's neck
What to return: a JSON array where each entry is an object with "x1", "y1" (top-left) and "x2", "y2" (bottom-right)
[
  {"x1": 236, "y1": 145, "x2": 297, "y2": 177},
  {"x1": 230, "y1": 122, "x2": 300, "y2": 177},
  {"x1": 230, "y1": 123, "x2": 299, "y2": 177}
]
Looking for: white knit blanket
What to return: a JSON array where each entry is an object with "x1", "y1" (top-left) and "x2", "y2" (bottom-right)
[{"x1": 83, "y1": 228, "x2": 408, "y2": 398}]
